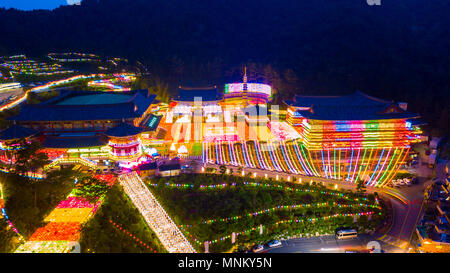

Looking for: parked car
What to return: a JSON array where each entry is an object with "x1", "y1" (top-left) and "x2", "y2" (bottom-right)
[
  {"x1": 267, "y1": 240, "x2": 282, "y2": 248},
  {"x1": 233, "y1": 247, "x2": 250, "y2": 253},
  {"x1": 252, "y1": 245, "x2": 264, "y2": 253}
]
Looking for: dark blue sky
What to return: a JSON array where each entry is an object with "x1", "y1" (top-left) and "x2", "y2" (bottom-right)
[{"x1": 0, "y1": 0, "x2": 73, "y2": 11}]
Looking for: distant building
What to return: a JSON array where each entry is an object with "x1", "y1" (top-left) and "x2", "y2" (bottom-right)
[
  {"x1": 417, "y1": 202, "x2": 450, "y2": 252},
  {"x1": 137, "y1": 162, "x2": 157, "y2": 177},
  {"x1": 430, "y1": 137, "x2": 444, "y2": 150},
  {"x1": 158, "y1": 163, "x2": 181, "y2": 177},
  {"x1": 2, "y1": 89, "x2": 159, "y2": 165}
]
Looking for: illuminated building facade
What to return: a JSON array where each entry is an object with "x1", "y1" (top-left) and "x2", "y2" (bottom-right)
[
  {"x1": 0, "y1": 76, "x2": 421, "y2": 188},
  {"x1": 223, "y1": 68, "x2": 272, "y2": 106},
  {"x1": 285, "y1": 91, "x2": 422, "y2": 186},
  {"x1": 203, "y1": 91, "x2": 422, "y2": 187},
  {"x1": 163, "y1": 86, "x2": 225, "y2": 144},
  {"x1": 169, "y1": 86, "x2": 222, "y2": 122},
  {"x1": 4, "y1": 89, "x2": 159, "y2": 166},
  {"x1": 105, "y1": 122, "x2": 144, "y2": 163},
  {"x1": 10, "y1": 90, "x2": 156, "y2": 132},
  {"x1": 224, "y1": 82, "x2": 272, "y2": 106}
]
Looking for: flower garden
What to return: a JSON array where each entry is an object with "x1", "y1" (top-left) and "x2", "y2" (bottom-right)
[
  {"x1": 3, "y1": 169, "x2": 386, "y2": 253},
  {"x1": 79, "y1": 182, "x2": 166, "y2": 253},
  {"x1": 15, "y1": 174, "x2": 115, "y2": 253},
  {"x1": 147, "y1": 173, "x2": 386, "y2": 253}
]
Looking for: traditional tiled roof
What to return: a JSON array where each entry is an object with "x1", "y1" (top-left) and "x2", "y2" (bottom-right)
[
  {"x1": 159, "y1": 163, "x2": 181, "y2": 171},
  {"x1": 140, "y1": 114, "x2": 162, "y2": 131},
  {"x1": 288, "y1": 91, "x2": 392, "y2": 107},
  {"x1": 174, "y1": 86, "x2": 222, "y2": 102},
  {"x1": 9, "y1": 90, "x2": 156, "y2": 122},
  {"x1": 0, "y1": 124, "x2": 37, "y2": 140},
  {"x1": 42, "y1": 135, "x2": 107, "y2": 148},
  {"x1": 407, "y1": 119, "x2": 427, "y2": 126},
  {"x1": 138, "y1": 162, "x2": 157, "y2": 170},
  {"x1": 285, "y1": 91, "x2": 420, "y2": 121},
  {"x1": 104, "y1": 122, "x2": 143, "y2": 137}
]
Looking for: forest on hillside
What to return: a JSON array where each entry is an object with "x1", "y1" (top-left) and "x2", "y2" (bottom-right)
[{"x1": 0, "y1": 0, "x2": 448, "y2": 135}]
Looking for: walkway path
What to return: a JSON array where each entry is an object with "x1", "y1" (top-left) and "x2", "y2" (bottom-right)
[{"x1": 118, "y1": 172, "x2": 196, "y2": 253}]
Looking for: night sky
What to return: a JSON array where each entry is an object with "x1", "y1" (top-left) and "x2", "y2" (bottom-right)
[{"x1": 0, "y1": 0, "x2": 72, "y2": 10}]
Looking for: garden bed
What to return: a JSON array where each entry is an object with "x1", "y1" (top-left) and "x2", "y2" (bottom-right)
[
  {"x1": 147, "y1": 173, "x2": 386, "y2": 252},
  {"x1": 79, "y1": 183, "x2": 166, "y2": 253}
]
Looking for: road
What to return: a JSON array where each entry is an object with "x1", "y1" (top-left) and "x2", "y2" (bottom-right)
[{"x1": 264, "y1": 234, "x2": 375, "y2": 253}]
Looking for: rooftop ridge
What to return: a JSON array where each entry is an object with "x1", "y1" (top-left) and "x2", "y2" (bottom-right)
[
  {"x1": 352, "y1": 90, "x2": 393, "y2": 104},
  {"x1": 178, "y1": 86, "x2": 217, "y2": 90},
  {"x1": 20, "y1": 101, "x2": 136, "y2": 108}
]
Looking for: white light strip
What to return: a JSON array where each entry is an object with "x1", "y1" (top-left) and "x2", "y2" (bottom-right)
[{"x1": 119, "y1": 172, "x2": 196, "y2": 253}]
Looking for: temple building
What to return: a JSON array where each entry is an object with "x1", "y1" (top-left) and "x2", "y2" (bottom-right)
[
  {"x1": 3, "y1": 89, "x2": 160, "y2": 167},
  {"x1": 283, "y1": 91, "x2": 423, "y2": 186},
  {"x1": 203, "y1": 91, "x2": 423, "y2": 187},
  {"x1": 223, "y1": 68, "x2": 272, "y2": 106},
  {"x1": 0, "y1": 76, "x2": 423, "y2": 187},
  {"x1": 168, "y1": 86, "x2": 222, "y2": 123},
  {"x1": 104, "y1": 122, "x2": 144, "y2": 165},
  {"x1": 162, "y1": 86, "x2": 224, "y2": 145},
  {"x1": 0, "y1": 124, "x2": 38, "y2": 164},
  {"x1": 10, "y1": 90, "x2": 156, "y2": 132}
]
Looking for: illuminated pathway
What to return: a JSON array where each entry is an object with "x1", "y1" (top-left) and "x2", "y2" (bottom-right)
[
  {"x1": 118, "y1": 172, "x2": 196, "y2": 253},
  {"x1": 0, "y1": 74, "x2": 110, "y2": 112}
]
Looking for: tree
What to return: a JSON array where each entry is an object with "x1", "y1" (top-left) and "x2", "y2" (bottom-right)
[
  {"x1": 73, "y1": 175, "x2": 109, "y2": 202},
  {"x1": 149, "y1": 76, "x2": 169, "y2": 103},
  {"x1": 0, "y1": 221, "x2": 19, "y2": 253},
  {"x1": 14, "y1": 140, "x2": 49, "y2": 175},
  {"x1": 356, "y1": 180, "x2": 367, "y2": 196},
  {"x1": 219, "y1": 165, "x2": 227, "y2": 175}
]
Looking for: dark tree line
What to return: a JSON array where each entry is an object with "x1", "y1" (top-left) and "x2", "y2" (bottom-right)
[{"x1": 0, "y1": 0, "x2": 448, "y2": 135}]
